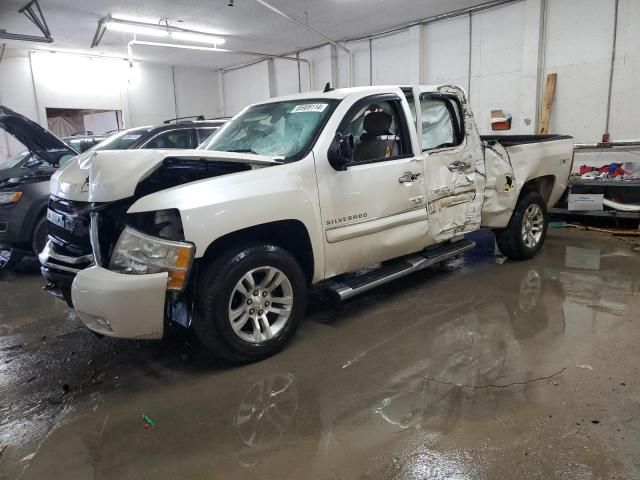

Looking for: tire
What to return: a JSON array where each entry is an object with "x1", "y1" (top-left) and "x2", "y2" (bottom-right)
[
  {"x1": 193, "y1": 243, "x2": 307, "y2": 363},
  {"x1": 495, "y1": 191, "x2": 548, "y2": 261},
  {"x1": 0, "y1": 248, "x2": 23, "y2": 271},
  {"x1": 32, "y1": 215, "x2": 48, "y2": 256}
]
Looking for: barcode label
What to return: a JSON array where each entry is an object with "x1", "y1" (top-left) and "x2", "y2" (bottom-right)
[{"x1": 291, "y1": 103, "x2": 328, "y2": 113}]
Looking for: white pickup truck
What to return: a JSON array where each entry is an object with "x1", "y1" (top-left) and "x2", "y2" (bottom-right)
[{"x1": 45, "y1": 85, "x2": 573, "y2": 362}]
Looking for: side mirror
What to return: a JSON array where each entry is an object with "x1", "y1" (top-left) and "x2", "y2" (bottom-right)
[
  {"x1": 24, "y1": 157, "x2": 43, "y2": 168},
  {"x1": 328, "y1": 132, "x2": 354, "y2": 171}
]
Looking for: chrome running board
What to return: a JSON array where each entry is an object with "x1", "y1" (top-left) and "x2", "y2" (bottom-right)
[{"x1": 325, "y1": 239, "x2": 476, "y2": 301}]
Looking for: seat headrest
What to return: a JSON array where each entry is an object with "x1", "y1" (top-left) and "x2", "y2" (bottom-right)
[{"x1": 363, "y1": 111, "x2": 392, "y2": 136}]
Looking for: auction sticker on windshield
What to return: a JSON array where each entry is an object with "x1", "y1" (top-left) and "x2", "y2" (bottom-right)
[{"x1": 291, "y1": 103, "x2": 328, "y2": 113}]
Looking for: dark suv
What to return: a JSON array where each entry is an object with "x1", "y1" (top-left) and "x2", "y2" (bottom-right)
[{"x1": 0, "y1": 107, "x2": 226, "y2": 271}]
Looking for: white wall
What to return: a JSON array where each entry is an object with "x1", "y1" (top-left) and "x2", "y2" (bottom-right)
[
  {"x1": 0, "y1": 50, "x2": 40, "y2": 162},
  {"x1": 608, "y1": 0, "x2": 640, "y2": 141},
  {"x1": 470, "y1": 1, "x2": 526, "y2": 135},
  {"x1": 543, "y1": 0, "x2": 614, "y2": 143},
  {"x1": 424, "y1": 16, "x2": 470, "y2": 89},
  {"x1": 174, "y1": 66, "x2": 221, "y2": 119},
  {"x1": 217, "y1": 0, "x2": 637, "y2": 145},
  {"x1": 2, "y1": 0, "x2": 636, "y2": 148},
  {"x1": 0, "y1": 49, "x2": 222, "y2": 162},
  {"x1": 222, "y1": 61, "x2": 271, "y2": 116}
]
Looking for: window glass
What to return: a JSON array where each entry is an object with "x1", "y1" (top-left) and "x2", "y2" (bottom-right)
[
  {"x1": 202, "y1": 99, "x2": 338, "y2": 161},
  {"x1": 339, "y1": 99, "x2": 407, "y2": 163},
  {"x1": 92, "y1": 128, "x2": 153, "y2": 151},
  {"x1": 420, "y1": 98, "x2": 455, "y2": 151},
  {"x1": 144, "y1": 129, "x2": 195, "y2": 149},
  {"x1": 196, "y1": 127, "x2": 219, "y2": 145},
  {"x1": 403, "y1": 90, "x2": 418, "y2": 130}
]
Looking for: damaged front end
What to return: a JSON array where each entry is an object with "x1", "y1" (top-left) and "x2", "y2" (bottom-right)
[{"x1": 41, "y1": 156, "x2": 256, "y2": 323}]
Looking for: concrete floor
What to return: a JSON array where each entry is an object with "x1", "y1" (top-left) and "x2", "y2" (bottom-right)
[{"x1": 1, "y1": 229, "x2": 639, "y2": 479}]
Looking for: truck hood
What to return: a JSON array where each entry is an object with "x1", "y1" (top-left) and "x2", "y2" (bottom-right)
[
  {"x1": 0, "y1": 106, "x2": 78, "y2": 166},
  {"x1": 50, "y1": 148, "x2": 281, "y2": 202}
]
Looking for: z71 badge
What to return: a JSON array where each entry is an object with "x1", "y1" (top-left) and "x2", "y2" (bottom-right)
[{"x1": 326, "y1": 212, "x2": 368, "y2": 226}]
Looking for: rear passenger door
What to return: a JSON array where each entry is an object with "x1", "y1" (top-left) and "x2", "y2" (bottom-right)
[{"x1": 418, "y1": 90, "x2": 484, "y2": 243}]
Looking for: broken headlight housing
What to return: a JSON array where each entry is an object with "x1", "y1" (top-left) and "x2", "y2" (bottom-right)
[{"x1": 109, "y1": 226, "x2": 195, "y2": 291}]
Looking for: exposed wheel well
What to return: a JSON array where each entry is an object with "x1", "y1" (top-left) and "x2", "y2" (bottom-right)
[
  {"x1": 519, "y1": 175, "x2": 555, "y2": 204},
  {"x1": 200, "y1": 220, "x2": 315, "y2": 283}
]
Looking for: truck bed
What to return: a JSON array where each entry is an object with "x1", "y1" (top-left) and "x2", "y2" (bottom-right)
[{"x1": 481, "y1": 134, "x2": 572, "y2": 147}]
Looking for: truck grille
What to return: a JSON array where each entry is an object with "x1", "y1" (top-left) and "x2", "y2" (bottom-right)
[{"x1": 47, "y1": 196, "x2": 93, "y2": 256}]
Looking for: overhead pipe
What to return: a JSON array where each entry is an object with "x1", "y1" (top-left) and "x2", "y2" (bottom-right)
[
  {"x1": 253, "y1": 0, "x2": 350, "y2": 54},
  {"x1": 127, "y1": 39, "x2": 314, "y2": 91}
]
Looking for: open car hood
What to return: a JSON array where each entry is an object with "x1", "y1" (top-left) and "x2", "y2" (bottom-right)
[{"x1": 0, "y1": 106, "x2": 78, "y2": 166}]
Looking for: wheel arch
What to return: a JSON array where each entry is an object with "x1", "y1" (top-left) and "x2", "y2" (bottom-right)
[
  {"x1": 518, "y1": 175, "x2": 555, "y2": 205},
  {"x1": 199, "y1": 220, "x2": 315, "y2": 284}
]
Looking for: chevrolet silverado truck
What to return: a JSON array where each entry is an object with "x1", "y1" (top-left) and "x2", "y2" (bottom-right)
[{"x1": 45, "y1": 85, "x2": 573, "y2": 362}]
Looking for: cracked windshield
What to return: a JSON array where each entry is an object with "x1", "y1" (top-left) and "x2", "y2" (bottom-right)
[{"x1": 201, "y1": 99, "x2": 338, "y2": 161}]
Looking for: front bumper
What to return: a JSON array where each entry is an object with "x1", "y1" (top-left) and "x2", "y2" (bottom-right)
[{"x1": 71, "y1": 266, "x2": 168, "y2": 339}]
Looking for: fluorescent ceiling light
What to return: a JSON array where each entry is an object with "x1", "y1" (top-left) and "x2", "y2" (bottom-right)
[
  {"x1": 170, "y1": 31, "x2": 225, "y2": 45},
  {"x1": 106, "y1": 21, "x2": 168, "y2": 37}
]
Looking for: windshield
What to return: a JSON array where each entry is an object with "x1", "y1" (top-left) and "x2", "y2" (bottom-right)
[
  {"x1": 201, "y1": 99, "x2": 338, "y2": 161},
  {"x1": 91, "y1": 128, "x2": 153, "y2": 151},
  {"x1": 2, "y1": 150, "x2": 33, "y2": 169}
]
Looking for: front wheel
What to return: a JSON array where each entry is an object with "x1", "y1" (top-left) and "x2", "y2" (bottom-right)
[
  {"x1": 0, "y1": 248, "x2": 23, "y2": 271},
  {"x1": 32, "y1": 215, "x2": 48, "y2": 256},
  {"x1": 194, "y1": 243, "x2": 307, "y2": 363},
  {"x1": 495, "y1": 191, "x2": 548, "y2": 261}
]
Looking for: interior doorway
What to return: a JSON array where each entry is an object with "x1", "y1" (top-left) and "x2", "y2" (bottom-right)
[{"x1": 45, "y1": 108, "x2": 122, "y2": 137}]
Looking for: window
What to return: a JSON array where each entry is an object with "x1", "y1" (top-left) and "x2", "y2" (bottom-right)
[
  {"x1": 143, "y1": 129, "x2": 196, "y2": 149},
  {"x1": 337, "y1": 97, "x2": 411, "y2": 164},
  {"x1": 419, "y1": 95, "x2": 464, "y2": 151},
  {"x1": 92, "y1": 128, "x2": 153, "y2": 151},
  {"x1": 196, "y1": 127, "x2": 220, "y2": 145},
  {"x1": 202, "y1": 99, "x2": 338, "y2": 162}
]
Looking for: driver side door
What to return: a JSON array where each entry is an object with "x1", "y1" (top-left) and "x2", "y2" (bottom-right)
[{"x1": 314, "y1": 93, "x2": 427, "y2": 278}]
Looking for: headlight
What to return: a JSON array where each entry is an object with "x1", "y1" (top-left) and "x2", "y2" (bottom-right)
[
  {"x1": 0, "y1": 192, "x2": 23, "y2": 205},
  {"x1": 109, "y1": 227, "x2": 195, "y2": 291}
]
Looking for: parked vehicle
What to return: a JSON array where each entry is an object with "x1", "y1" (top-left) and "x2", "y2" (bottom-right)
[
  {"x1": 0, "y1": 107, "x2": 88, "y2": 269},
  {"x1": 40, "y1": 118, "x2": 227, "y2": 286},
  {"x1": 47, "y1": 85, "x2": 574, "y2": 362},
  {"x1": 0, "y1": 106, "x2": 226, "y2": 271},
  {"x1": 85, "y1": 117, "x2": 227, "y2": 153},
  {"x1": 64, "y1": 131, "x2": 109, "y2": 153}
]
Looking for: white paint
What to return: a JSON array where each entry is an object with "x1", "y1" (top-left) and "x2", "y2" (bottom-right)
[
  {"x1": 273, "y1": 58, "x2": 301, "y2": 96},
  {"x1": 543, "y1": 0, "x2": 614, "y2": 143},
  {"x1": 424, "y1": 15, "x2": 471, "y2": 89},
  {"x1": 173, "y1": 66, "x2": 222, "y2": 118},
  {"x1": 0, "y1": 49, "x2": 39, "y2": 161},
  {"x1": 609, "y1": 0, "x2": 640, "y2": 140},
  {"x1": 126, "y1": 62, "x2": 176, "y2": 126},
  {"x1": 371, "y1": 30, "x2": 413, "y2": 85},
  {"x1": 83, "y1": 111, "x2": 119, "y2": 135},
  {"x1": 223, "y1": 61, "x2": 271, "y2": 115},
  {"x1": 470, "y1": 2, "x2": 526, "y2": 135},
  {"x1": 30, "y1": 51, "x2": 129, "y2": 124},
  {"x1": 299, "y1": 45, "x2": 334, "y2": 92}
]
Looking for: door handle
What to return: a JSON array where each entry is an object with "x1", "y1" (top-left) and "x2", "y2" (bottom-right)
[
  {"x1": 399, "y1": 172, "x2": 421, "y2": 183},
  {"x1": 447, "y1": 159, "x2": 472, "y2": 171}
]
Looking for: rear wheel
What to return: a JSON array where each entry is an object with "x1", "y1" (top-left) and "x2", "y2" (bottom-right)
[
  {"x1": 495, "y1": 191, "x2": 548, "y2": 260},
  {"x1": 194, "y1": 243, "x2": 307, "y2": 363}
]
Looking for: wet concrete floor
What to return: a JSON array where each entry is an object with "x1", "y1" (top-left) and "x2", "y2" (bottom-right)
[{"x1": 1, "y1": 229, "x2": 639, "y2": 479}]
